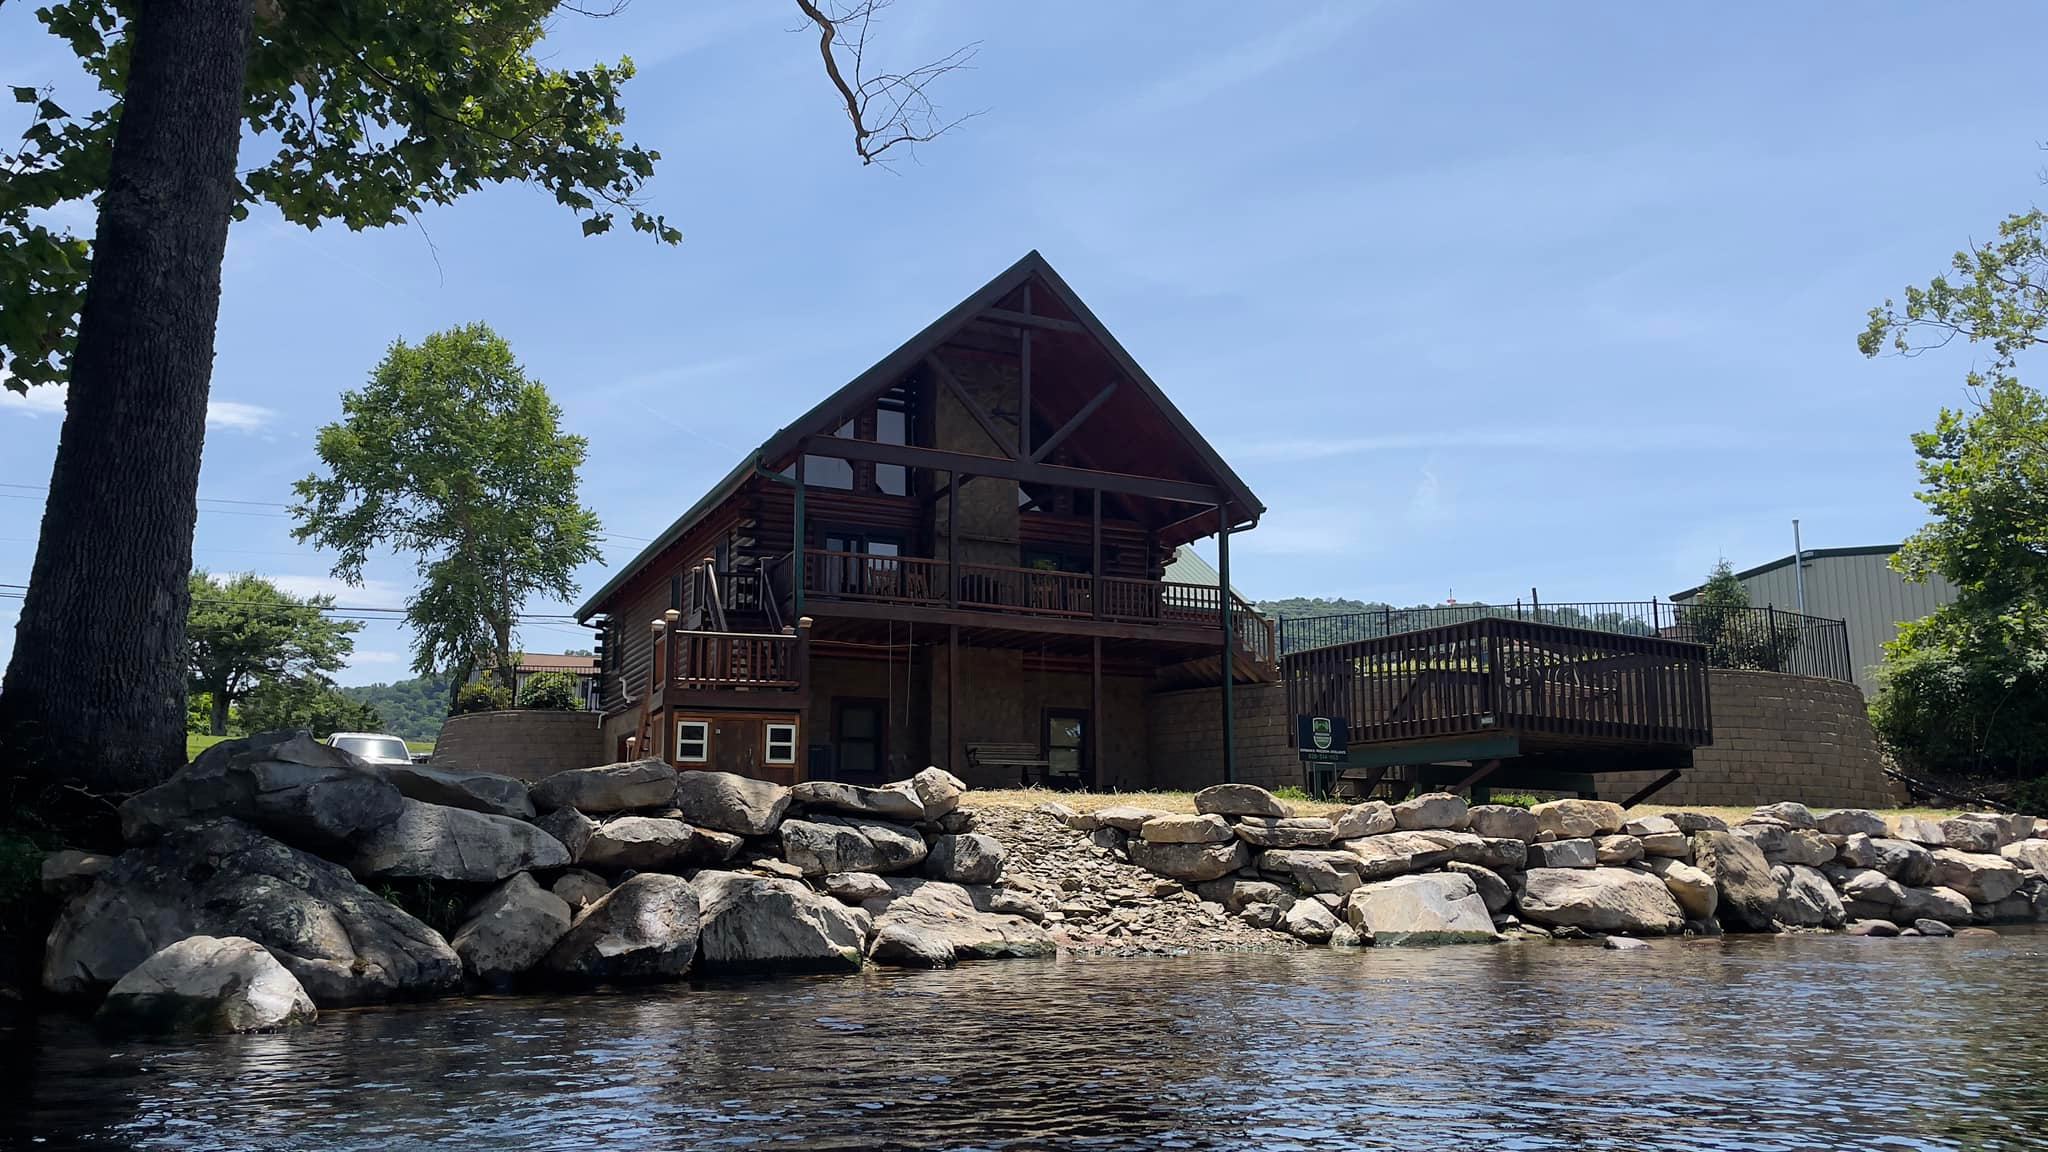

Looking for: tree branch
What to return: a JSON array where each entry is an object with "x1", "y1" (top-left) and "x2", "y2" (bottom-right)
[{"x1": 793, "y1": 0, "x2": 980, "y2": 165}]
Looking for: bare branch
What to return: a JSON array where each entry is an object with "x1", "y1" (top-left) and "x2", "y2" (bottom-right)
[{"x1": 793, "y1": 0, "x2": 981, "y2": 165}]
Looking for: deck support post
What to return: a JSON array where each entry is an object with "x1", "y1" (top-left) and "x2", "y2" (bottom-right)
[
  {"x1": 1219, "y1": 513, "x2": 1235, "y2": 785},
  {"x1": 793, "y1": 454, "x2": 807, "y2": 618},
  {"x1": 947, "y1": 476, "x2": 961, "y2": 608},
  {"x1": 947, "y1": 623, "x2": 960, "y2": 776},
  {"x1": 1091, "y1": 635, "x2": 1103, "y2": 789},
  {"x1": 1020, "y1": 283, "x2": 1032, "y2": 458},
  {"x1": 1090, "y1": 489, "x2": 1102, "y2": 621},
  {"x1": 1620, "y1": 768, "x2": 1684, "y2": 809}
]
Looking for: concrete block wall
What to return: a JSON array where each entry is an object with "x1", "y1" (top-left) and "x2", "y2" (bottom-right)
[
  {"x1": 1599, "y1": 668, "x2": 1905, "y2": 809},
  {"x1": 1146, "y1": 681, "x2": 1299, "y2": 793},
  {"x1": 434, "y1": 710, "x2": 604, "y2": 782}
]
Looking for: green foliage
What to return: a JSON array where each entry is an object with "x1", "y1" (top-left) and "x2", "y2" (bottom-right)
[
  {"x1": 1, "y1": 1, "x2": 676, "y2": 395},
  {"x1": 1685, "y1": 560, "x2": 1801, "y2": 671},
  {"x1": 516, "y1": 670, "x2": 582, "y2": 711},
  {"x1": 338, "y1": 675, "x2": 452, "y2": 743},
  {"x1": 238, "y1": 679, "x2": 384, "y2": 739},
  {"x1": 186, "y1": 570, "x2": 360, "y2": 735},
  {"x1": 454, "y1": 679, "x2": 513, "y2": 715},
  {"x1": 1862, "y1": 209, "x2": 2048, "y2": 783},
  {"x1": 375, "y1": 878, "x2": 471, "y2": 939},
  {"x1": 290, "y1": 324, "x2": 601, "y2": 687},
  {"x1": 186, "y1": 690, "x2": 216, "y2": 736}
]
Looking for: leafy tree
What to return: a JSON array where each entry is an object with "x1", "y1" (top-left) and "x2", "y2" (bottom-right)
[
  {"x1": 517, "y1": 671, "x2": 583, "y2": 711},
  {"x1": 238, "y1": 678, "x2": 383, "y2": 740},
  {"x1": 291, "y1": 324, "x2": 600, "y2": 691},
  {"x1": 185, "y1": 571, "x2": 360, "y2": 736},
  {"x1": 453, "y1": 678, "x2": 513, "y2": 716},
  {"x1": 1861, "y1": 208, "x2": 2048, "y2": 784},
  {"x1": 338, "y1": 674, "x2": 452, "y2": 743}
]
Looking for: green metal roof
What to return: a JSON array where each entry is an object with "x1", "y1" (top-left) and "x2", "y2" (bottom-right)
[{"x1": 1667, "y1": 544, "x2": 1901, "y2": 601}]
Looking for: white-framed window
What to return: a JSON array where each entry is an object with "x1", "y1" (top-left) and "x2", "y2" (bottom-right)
[
  {"x1": 764, "y1": 722, "x2": 798, "y2": 766},
  {"x1": 675, "y1": 719, "x2": 710, "y2": 763}
]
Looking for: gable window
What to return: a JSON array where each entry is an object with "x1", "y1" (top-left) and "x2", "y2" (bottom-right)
[
  {"x1": 803, "y1": 420, "x2": 856, "y2": 491},
  {"x1": 764, "y1": 722, "x2": 798, "y2": 766},
  {"x1": 875, "y1": 391, "x2": 911, "y2": 496},
  {"x1": 674, "y1": 719, "x2": 709, "y2": 763}
]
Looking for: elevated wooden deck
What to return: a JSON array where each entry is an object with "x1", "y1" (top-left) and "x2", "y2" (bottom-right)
[{"x1": 1282, "y1": 616, "x2": 1713, "y2": 800}]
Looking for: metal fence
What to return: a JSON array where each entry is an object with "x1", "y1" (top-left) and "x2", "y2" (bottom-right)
[{"x1": 1275, "y1": 600, "x2": 1853, "y2": 682}]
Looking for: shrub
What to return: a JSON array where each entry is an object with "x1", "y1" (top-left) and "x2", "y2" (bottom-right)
[
  {"x1": 516, "y1": 671, "x2": 583, "y2": 711},
  {"x1": 453, "y1": 680, "x2": 512, "y2": 715}
]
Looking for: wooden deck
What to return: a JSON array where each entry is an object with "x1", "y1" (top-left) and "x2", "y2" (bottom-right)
[{"x1": 1282, "y1": 616, "x2": 1713, "y2": 800}]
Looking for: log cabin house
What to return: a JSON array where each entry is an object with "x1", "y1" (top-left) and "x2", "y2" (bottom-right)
[{"x1": 574, "y1": 252, "x2": 1275, "y2": 790}]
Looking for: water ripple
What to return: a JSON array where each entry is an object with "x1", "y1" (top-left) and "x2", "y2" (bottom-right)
[{"x1": 5, "y1": 930, "x2": 2047, "y2": 1150}]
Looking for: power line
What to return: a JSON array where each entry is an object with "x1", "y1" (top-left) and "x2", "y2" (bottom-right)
[{"x1": 0, "y1": 582, "x2": 586, "y2": 625}]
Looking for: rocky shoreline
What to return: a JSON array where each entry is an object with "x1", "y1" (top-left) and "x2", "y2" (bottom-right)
[{"x1": 28, "y1": 736, "x2": 2048, "y2": 1034}]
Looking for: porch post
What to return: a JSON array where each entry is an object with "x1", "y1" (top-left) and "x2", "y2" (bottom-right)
[
  {"x1": 947, "y1": 623, "x2": 960, "y2": 775},
  {"x1": 947, "y1": 475, "x2": 961, "y2": 608},
  {"x1": 793, "y1": 454, "x2": 807, "y2": 617},
  {"x1": 1219, "y1": 511, "x2": 1235, "y2": 785},
  {"x1": 1091, "y1": 635, "x2": 1103, "y2": 788},
  {"x1": 1090, "y1": 488, "x2": 1102, "y2": 620}
]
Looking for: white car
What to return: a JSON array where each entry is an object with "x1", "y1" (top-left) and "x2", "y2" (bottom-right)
[{"x1": 327, "y1": 732, "x2": 414, "y2": 767}]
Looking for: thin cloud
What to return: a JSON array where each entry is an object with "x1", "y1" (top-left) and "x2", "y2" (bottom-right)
[
  {"x1": 1231, "y1": 425, "x2": 1742, "y2": 461},
  {"x1": 263, "y1": 574, "x2": 408, "y2": 608},
  {"x1": 4, "y1": 382, "x2": 276, "y2": 434},
  {"x1": 1133, "y1": 3, "x2": 1374, "y2": 117}
]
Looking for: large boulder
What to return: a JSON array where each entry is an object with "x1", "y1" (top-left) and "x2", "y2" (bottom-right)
[
  {"x1": 860, "y1": 878, "x2": 1055, "y2": 964},
  {"x1": 1283, "y1": 898, "x2": 1340, "y2": 943},
  {"x1": 348, "y1": 799, "x2": 569, "y2": 883},
  {"x1": 790, "y1": 779, "x2": 925, "y2": 822},
  {"x1": 45, "y1": 819, "x2": 459, "y2": 1005},
  {"x1": 1818, "y1": 809, "x2": 1889, "y2": 838},
  {"x1": 1940, "y1": 816, "x2": 2002, "y2": 854},
  {"x1": 1774, "y1": 864, "x2": 1846, "y2": 929},
  {"x1": 780, "y1": 815, "x2": 928, "y2": 876},
  {"x1": 2001, "y1": 839, "x2": 2048, "y2": 879},
  {"x1": 909, "y1": 767, "x2": 967, "y2": 820},
  {"x1": 531, "y1": 760, "x2": 677, "y2": 814},
  {"x1": 868, "y1": 922, "x2": 959, "y2": 968},
  {"x1": 1893, "y1": 885, "x2": 1974, "y2": 927},
  {"x1": 1259, "y1": 849, "x2": 1365, "y2": 895},
  {"x1": 1889, "y1": 814, "x2": 1948, "y2": 847},
  {"x1": 1139, "y1": 814, "x2": 1234, "y2": 844},
  {"x1": 118, "y1": 731, "x2": 403, "y2": 850},
  {"x1": 1665, "y1": 811, "x2": 1729, "y2": 834},
  {"x1": 1343, "y1": 873, "x2": 1497, "y2": 945},
  {"x1": 1232, "y1": 817, "x2": 1335, "y2": 849},
  {"x1": 1828, "y1": 865, "x2": 1907, "y2": 908},
  {"x1": 1093, "y1": 805, "x2": 1169, "y2": 832},
  {"x1": 1867, "y1": 837, "x2": 1937, "y2": 886},
  {"x1": 1643, "y1": 857, "x2": 1718, "y2": 919},
  {"x1": 924, "y1": 833, "x2": 1006, "y2": 884},
  {"x1": 1526, "y1": 839, "x2": 1597, "y2": 870},
  {"x1": 1931, "y1": 849, "x2": 2024, "y2": 904},
  {"x1": 551, "y1": 869, "x2": 611, "y2": 912},
  {"x1": 1194, "y1": 877, "x2": 1296, "y2": 914},
  {"x1": 671, "y1": 770, "x2": 792, "y2": 836},
  {"x1": 1751, "y1": 802, "x2": 1818, "y2": 829},
  {"x1": 542, "y1": 873, "x2": 700, "y2": 981},
  {"x1": 534, "y1": 807, "x2": 598, "y2": 863},
  {"x1": 1444, "y1": 860, "x2": 1513, "y2": 914},
  {"x1": 581, "y1": 816, "x2": 726, "y2": 872},
  {"x1": 449, "y1": 873, "x2": 573, "y2": 983},
  {"x1": 1128, "y1": 838, "x2": 1250, "y2": 883},
  {"x1": 1596, "y1": 835, "x2": 1645, "y2": 865},
  {"x1": 1331, "y1": 802, "x2": 1397, "y2": 839},
  {"x1": 1778, "y1": 829, "x2": 1835, "y2": 867},
  {"x1": 1339, "y1": 830, "x2": 1457, "y2": 879},
  {"x1": 40, "y1": 850, "x2": 111, "y2": 900},
  {"x1": 380, "y1": 763, "x2": 534, "y2": 820},
  {"x1": 1691, "y1": 830, "x2": 1781, "y2": 932},
  {"x1": 1392, "y1": 793, "x2": 1469, "y2": 831},
  {"x1": 693, "y1": 871, "x2": 868, "y2": 972},
  {"x1": 1468, "y1": 805, "x2": 1539, "y2": 842},
  {"x1": 96, "y1": 935, "x2": 317, "y2": 1034},
  {"x1": 1194, "y1": 784, "x2": 1293, "y2": 819},
  {"x1": 1531, "y1": 799, "x2": 1625, "y2": 840},
  {"x1": 1518, "y1": 867, "x2": 1685, "y2": 935}
]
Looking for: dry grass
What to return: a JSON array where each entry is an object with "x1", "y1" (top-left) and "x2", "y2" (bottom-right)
[{"x1": 972, "y1": 787, "x2": 1972, "y2": 822}]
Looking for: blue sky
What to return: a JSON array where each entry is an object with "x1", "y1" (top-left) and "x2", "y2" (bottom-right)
[{"x1": 3, "y1": 1, "x2": 2045, "y2": 685}]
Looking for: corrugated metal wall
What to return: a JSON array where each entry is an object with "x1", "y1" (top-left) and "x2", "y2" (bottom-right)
[{"x1": 1680, "y1": 551, "x2": 1954, "y2": 696}]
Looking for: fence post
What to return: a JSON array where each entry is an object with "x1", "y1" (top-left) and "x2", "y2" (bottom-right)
[
  {"x1": 1766, "y1": 605, "x2": 1779, "y2": 672},
  {"x1": 1381, "y1": 605, "x2": 1392, "y2": 637}
]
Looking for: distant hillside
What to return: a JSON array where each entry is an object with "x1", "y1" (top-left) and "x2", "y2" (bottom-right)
[
  {"x1": 1256, "y1": 597, "x2": 1385, "y2": 619},
  {"x1": 339, "y1": 675, "x2": 451, "y2": 743}
]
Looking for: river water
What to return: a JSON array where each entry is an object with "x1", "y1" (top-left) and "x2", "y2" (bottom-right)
[{"x1": 6, "y1": 929, "x2": 2048, "y2": 1151}]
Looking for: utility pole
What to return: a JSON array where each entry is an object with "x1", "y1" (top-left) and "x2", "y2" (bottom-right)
[{"x1": 1791, "y1": 519, "x2": 1806, "y2": 616}]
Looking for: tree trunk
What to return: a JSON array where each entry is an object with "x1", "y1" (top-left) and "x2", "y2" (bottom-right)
[
  {"x1": 209, "y1": 690, "x2": 230, "y2": 738},
  {"x1": 0, "y1": 0, "x2": 255, "y2": 801}
]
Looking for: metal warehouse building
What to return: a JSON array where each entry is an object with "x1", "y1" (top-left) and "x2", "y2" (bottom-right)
[{"x1": 1670, "y1": 544, "x2": 1955, "y2": 698}]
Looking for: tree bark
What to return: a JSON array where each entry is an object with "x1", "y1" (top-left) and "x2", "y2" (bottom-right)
[
  {"x1": 0, "y1": 0, "x2": 255, "y2": 799},
  {"x1": 210, "y1": 690, "x2": 230, "y2": 738}
]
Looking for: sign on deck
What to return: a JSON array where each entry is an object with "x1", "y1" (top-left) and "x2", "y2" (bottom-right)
[{"x1": 1296, "y1": 715, "x2": 1348, "y2": 763}]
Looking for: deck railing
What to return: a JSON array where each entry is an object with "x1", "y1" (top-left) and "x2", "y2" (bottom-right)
[
  {"x1": 651, "y1": 624, "x2": 805, "y2": 692},
  {"x1": 795, "y1": 548, "x2": 1275, "y2": 663},
  {"x1": 1283, "y1": 616, "x2": 1713, "y2": 749},
  {"x1": 1277, "y1": 599, "x2": 1852, "y2": 682}
]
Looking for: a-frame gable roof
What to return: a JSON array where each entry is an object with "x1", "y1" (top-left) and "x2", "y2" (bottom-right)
[{"x1": 576, "y1": 251, "x2": 1262, "y2": 621}]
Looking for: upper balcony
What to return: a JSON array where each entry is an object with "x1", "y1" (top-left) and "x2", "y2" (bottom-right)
[{"x1": 788, "y1": 548, "x2": 1275, "y2": 669}]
